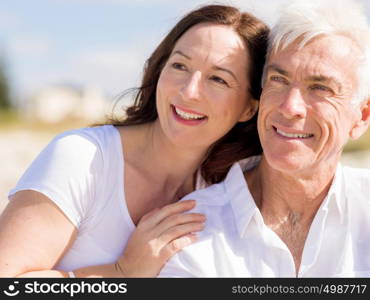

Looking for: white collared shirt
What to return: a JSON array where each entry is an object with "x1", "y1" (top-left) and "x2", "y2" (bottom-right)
[{"x1": 159, "y1": 156, "x2": 370, "y2": 277}]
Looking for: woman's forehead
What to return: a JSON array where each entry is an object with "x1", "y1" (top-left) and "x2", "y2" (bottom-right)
[{"x1": 172, "y1": 23, "x2": 248, "y2": 66}]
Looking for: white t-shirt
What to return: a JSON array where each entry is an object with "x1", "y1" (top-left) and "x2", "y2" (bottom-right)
[
  {"x1": 159, "y1": 155, "x2": 370, "y2": 277},
  {"x1": 8, "y1": 125, "x2": 136, "y2": 271}
]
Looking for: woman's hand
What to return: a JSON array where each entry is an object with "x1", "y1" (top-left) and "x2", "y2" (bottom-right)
[{"x1": 116, "y1": 200, "x2": 205, "y2": 277}]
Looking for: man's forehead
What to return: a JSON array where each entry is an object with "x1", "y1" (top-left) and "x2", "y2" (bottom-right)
[
  {"x1": 269, "y1": 34, "x2": 361, "y2": 65},
  {"x1": 266, "y1": 61, "x2": 341, "y2": 79},
  {"x1": 267, "y1": 35, "x2": 360, "y2": 81}
]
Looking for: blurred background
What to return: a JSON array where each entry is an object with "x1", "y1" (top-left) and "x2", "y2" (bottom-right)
[{"x1": 1, "y1": 0, "x2": 370, "y2": 211}]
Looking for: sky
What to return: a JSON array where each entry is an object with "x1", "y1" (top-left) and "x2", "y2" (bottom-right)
[{"x1": 0, "y1": 0, "x2": 369, "y2": 105}]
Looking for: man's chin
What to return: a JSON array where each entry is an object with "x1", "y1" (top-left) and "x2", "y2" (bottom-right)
[{"x1": 263, "y1": 152, "x2": 311, "y2": 175}]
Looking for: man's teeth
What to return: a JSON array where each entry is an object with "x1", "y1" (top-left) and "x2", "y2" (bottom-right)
[
  {"x1": 175, "y1": 107, "x2": 205, "y2": 120},
  {"x1": 276, "y1": 128, "x2": 313, "y2": 139}
]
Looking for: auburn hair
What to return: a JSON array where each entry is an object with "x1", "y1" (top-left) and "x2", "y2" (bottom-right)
[{"x1": 107, "y1": 5, "x2": 269, "y2": 184}]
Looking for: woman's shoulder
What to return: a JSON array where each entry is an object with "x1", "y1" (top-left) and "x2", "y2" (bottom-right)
[
  {"x1": 57, "y1": 124, "x2": 116, "y2": 144},
  {"x1": 8, "y1": 125, "x2": 122, "y2": 227},
  {"x1": 52, "y1": 124, "x2": 119, "y2": 156},
  {"x1": 26, "y1": 124, "x2": 121, "y2": 177}
]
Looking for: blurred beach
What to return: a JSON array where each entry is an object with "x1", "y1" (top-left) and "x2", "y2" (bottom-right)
[
  {"x1": 0, "y1": 128, "x2": 53, "y2": 212},
  {"x1": 1, "y1": 125, "x2": 370, "y2": 214},
  {"x1": 0, "y1": 122, "x2": 88, "y2": 213}
]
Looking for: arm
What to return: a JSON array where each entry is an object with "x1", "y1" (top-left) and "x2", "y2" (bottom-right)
[
  {"x1": 0, "y1": 190, "x2": 77, "y2": 277},
  {"x1": 2, "y1": 197, "x2": 204, "y2": 278}
]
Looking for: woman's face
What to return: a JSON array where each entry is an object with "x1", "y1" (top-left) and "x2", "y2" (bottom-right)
[{"x1": 155, "y1": 23, "x2": 257, "y2": 150}]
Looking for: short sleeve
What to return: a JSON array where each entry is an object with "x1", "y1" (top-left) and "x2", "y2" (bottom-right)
[{"x1": 8, "y1": 129, "x2": 104, "y2": 228}]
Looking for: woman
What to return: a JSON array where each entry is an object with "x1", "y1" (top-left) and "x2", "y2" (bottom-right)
[{"x1": 0, "y1": 5, "x2": 268, "y2": 277}]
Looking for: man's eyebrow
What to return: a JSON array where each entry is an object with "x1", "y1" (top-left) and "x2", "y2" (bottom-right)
[
  {"x1": 306, "y1": 75, "x2": 342, "y2": 91},
  {"x1": 265, "y1": 64, "x2": 290, "y2": 76},
  {"x1": 266, "y1": 64, "x2": 342, "y2": 91}
]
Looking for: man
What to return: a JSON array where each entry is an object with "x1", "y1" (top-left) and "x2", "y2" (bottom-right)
[{"x1": 159, "y1": 0, "x2": 370, "y2": 277}]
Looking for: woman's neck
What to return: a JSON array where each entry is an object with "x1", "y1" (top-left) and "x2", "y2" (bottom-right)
[{"x1": 119, "y1": 121, "x2": 208, "y2": 195}]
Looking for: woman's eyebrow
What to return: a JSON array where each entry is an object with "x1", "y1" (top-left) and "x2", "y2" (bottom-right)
[
  {"x1": 172, "y1": 50, "x2": 239, "y2": 83},
  {"x1": 171, "y1": 50, "x2": 191, "y2": 60},
  {"x1": 212, "y1": 66, "x2": 238, "y2": 82}
]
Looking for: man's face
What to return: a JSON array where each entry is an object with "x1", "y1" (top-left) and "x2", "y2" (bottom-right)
[{"x1": 258, "y1": 34, "x2": 364, "y2": 175}]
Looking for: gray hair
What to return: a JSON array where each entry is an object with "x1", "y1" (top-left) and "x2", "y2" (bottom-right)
[{"x1": 267, "y1": 0, "x2": 370, "y2": 104}]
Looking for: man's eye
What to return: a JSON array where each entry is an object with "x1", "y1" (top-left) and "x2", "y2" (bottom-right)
[
  {"x1": 172, "y1": 62, "x2": 187, "y2": 71},
  {"x1": 210, "y1": 75, "x2": 228, "y2": 86},
  {"x1": 270, "y1": 75, "x2": 288, "y2": 84},
  {"x1": 310, "y1": 84, "x2": 331, "y2": 92}
]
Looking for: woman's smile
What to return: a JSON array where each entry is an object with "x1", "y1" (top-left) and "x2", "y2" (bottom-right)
[{"x1": 171, "y1": 104, "x2": 207, "y2": 126}]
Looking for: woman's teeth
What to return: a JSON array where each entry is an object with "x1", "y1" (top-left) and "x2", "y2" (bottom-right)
[
  {"x1": 175, "y1": 107, "x2": 205, "y2": 120},
  {"x1": 276, "y1": 128, "x2": 313, "y2": 139}
]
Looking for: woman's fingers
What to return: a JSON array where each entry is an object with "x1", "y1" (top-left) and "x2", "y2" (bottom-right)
[
  {"x1": 138, "y1": 200, "x2": 196, "y2": 229},
  {"x1": 161, "y1": 233, "x2": 198, "y2": 259},
  {"x1": 118, "y1": 200, "x2": 205, "y2": 277},
  {"x1": 139, "y1": 207, "x2": 160, "y2": 223},
  {"x1": 155, "y1": 212, "x2": 206, "y2": 236},
  {"x1": 137, "y1": 200, "x2": 205, "y2": 250},
  {"x1": 158, "y1": 221, "x2": 205, "y2": 246}
]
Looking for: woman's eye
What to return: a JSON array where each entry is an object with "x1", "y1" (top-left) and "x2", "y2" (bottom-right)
[
  {"x1": 172, "y1": 62, "x2": 187, "y2": 71},
  {"x1": 210, "y1": 75, "x2": 228, "y2": 86}
]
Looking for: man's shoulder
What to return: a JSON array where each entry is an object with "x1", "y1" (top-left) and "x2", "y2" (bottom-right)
[
  {"x1": 342, "y1": 165, "x2": 370, "y2": 179},
  {"x1": 181, "y1": 183, "x2": 232, "y2": 228},
  {"x1": 342, "y1": 165, "x2": 370, "y2": 194},
  {"x1": 184, "y1": 161, "x2": 248, "y2": 208}
]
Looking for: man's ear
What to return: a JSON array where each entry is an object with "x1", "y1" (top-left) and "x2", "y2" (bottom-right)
[
  {"x1": 238, "y1": 98, "x2": 259, "y2": 122},
  {"x1": 349, "y1": 98, "x2": 370, "y2": 139}
]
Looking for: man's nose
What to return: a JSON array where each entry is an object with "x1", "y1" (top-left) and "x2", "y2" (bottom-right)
[
  {"x1": 180, "y1": 71, "x2": 202, "y2": 102},
  {"x1": 278, "y1": 87, "x2": 307, "y2": 119}
]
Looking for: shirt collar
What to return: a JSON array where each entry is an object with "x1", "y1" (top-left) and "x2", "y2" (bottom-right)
[
  {"x1": 224, "y1": 155, "x2": 261, "y2": 238},
  {"x1": 319, "y1": 162, "x2": 345, "y2": 223},
  {"x1": 223, "y1": 155, "x2": 346, "y2": 237}
]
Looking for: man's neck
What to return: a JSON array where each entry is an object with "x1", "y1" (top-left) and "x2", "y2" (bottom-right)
[
  {"x1": 247, "y1": 156, "x2": 337, "y2": 217},
  {"x1": 244, "y1": 155, "x2": 339, "y2": 275}
]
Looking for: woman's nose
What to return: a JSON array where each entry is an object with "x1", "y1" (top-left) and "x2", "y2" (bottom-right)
[{"x1": 180, "y1": 71, "x2": 202, "y2": 102}]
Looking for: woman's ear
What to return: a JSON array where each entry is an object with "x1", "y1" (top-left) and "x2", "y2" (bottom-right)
[
  {"x1": 238, "y1": 98, "x2": 259, "y2": 122},
  {"x1": 349, "y1": 98, "x2": 370, "y2": 139}
]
